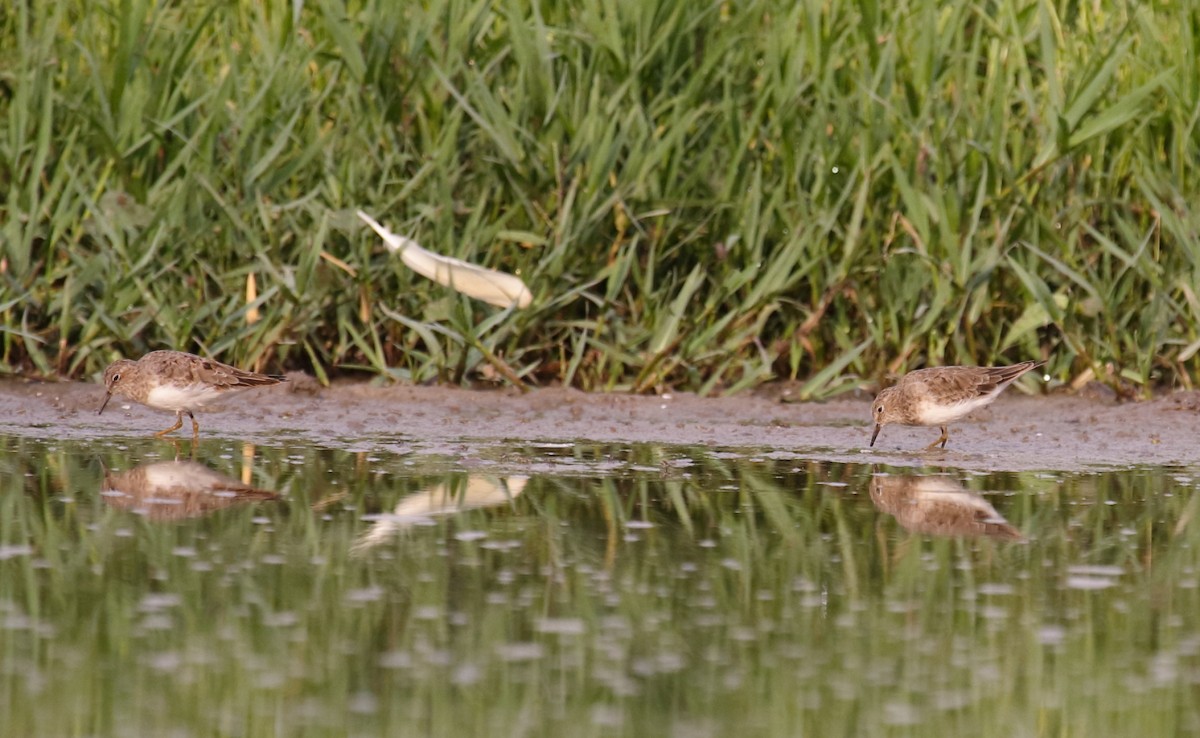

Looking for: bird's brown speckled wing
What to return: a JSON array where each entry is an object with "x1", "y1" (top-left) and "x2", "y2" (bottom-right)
[
  {"x1": 904, "y1": 361, "x2": 1042, "y2": 404},
  {"x1": 909, "y1": 501, "x2": 1025, "y2": 540},
  {"x1": 978, "y1": 360, "x2": 1043, "y2": 392},
  {"x1": 871, "y1": 475, "x2": 1024, "y2": 540},
  {"x1": 145, "y1": 350, "x2": 282, "y2": 389},
  {"x1": 899, "y1": 366, "x2": 990, "y2": 405}
]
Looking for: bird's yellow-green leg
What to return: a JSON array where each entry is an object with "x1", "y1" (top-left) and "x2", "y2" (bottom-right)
[
  {"x1": 155, "y1": 411, "x2": 185, "y2": 438},
  {"x1": 924, "y1": 425, "x2": 949, "y2": 451}
]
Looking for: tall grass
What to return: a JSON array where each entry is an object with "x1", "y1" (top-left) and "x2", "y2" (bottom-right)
[{"x1": 1, "y1": 0, "x2": 1197, "y2": 395}]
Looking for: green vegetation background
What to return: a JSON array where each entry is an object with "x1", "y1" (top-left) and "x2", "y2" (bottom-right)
[{"x1": 2, "y1": 0, "x2": 1198, "y2": 396}]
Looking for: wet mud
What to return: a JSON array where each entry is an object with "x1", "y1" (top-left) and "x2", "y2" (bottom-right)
[{"x1": 2, "y1": 378, "x2": 1198, "y2": 473}]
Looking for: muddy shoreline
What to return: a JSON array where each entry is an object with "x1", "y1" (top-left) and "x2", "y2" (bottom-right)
[{"x1": 2, "y1": 378, "x2": 1198, "y2": 472}]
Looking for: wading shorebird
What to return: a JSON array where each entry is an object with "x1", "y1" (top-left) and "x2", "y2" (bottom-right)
[
  {"x1": 869, "y1": 360, "x2": 1045, "y2": 451},
  {"x1": 869, "y1": 473, "x2": 1024, "y2": 540},
  {"x1": 101, "y1": 460, "x2": 280, "y2": 521},
  {"x1": 98, "y1": 350, "x2": 284, "y2": 439}
]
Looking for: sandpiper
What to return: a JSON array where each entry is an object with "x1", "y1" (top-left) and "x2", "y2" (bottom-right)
[
  {"x1": 98, "y1": 350, "x2": 284, "y2": 439},
  {"x1": 869, "y1": 360, "x2": 1045, "y2": 450},
  {"x1": 870, "y1": 473, "x2": 1023, "y2": 540},
  {"x1": 102, "y1": 460, "x2": 280, "y2": 521}
]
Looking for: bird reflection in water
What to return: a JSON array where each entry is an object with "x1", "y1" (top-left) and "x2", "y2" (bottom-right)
[
  {"x1": 353, "y1": 475, "x2": 528, "y2": 553},
  {"x1": 869, "y1": 472, "x2": 1023, "y2": 541},
  {"x1": 101, "y1": 460, "x2": 279, "y2": 521}
]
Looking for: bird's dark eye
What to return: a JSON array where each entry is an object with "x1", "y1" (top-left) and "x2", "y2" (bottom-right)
[
  {"x1": 111, "y1": 373, "x2": 121, "y2": 383},
  {"x1": 874, "y1": 405, "x2": 883, "y2": 413}
]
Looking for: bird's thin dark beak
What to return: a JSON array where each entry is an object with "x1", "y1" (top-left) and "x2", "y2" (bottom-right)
[
  {"x1": 870, "y1": 424, "x2": 882, "y2": 447},
  {"x1": 98, "y1": 391, "x2": 113, "y2": 416}
]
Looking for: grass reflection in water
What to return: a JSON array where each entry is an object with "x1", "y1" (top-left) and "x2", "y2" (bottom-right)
[{"x1": 1, "y1": 435, "x2": 1198, "y2": 736}]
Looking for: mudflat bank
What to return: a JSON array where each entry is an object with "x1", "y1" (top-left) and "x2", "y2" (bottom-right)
[{"x1": 1, "y1": 378, "x2": 1197, "y2": 473}]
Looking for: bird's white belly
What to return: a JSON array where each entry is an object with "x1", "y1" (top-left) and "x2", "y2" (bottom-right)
[
  {"x1": 144, "y1": 384, "x2": 222, "y2": 411},
  {"x1": 916, "y1": 394, "x2": 993, "y2": 425}
]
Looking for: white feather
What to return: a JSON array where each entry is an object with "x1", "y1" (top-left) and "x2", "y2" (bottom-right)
[
  {"x1": 356, "y1": 210, "x2": 533, "y2": 309},
  {"x1": 352, "y1": 476, "x2": 528, "y2": 554}
]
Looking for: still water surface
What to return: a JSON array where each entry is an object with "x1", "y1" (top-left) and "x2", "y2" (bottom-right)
[{"x1": 2, "y1": 434, "x2": 1199, "y2": 736}]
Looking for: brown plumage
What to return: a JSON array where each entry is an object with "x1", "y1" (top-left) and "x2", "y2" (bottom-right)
[
  {"x1": 98, "y1": 350, "x2": 284, "y2": 438},
  {"x1": 870, "y1": 360, "x2": 1045, "y2": 450},
  {"x1": 870, "y1": 473, "x2": 1024, "y2": 541},
  {"x1": 102, "y1": 460, "x2": 279, "y2": 522}
]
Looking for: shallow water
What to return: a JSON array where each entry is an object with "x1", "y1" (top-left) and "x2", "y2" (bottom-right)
[{"x1": 3, "y1": 434, "x2": 1200, "y2": 736}]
